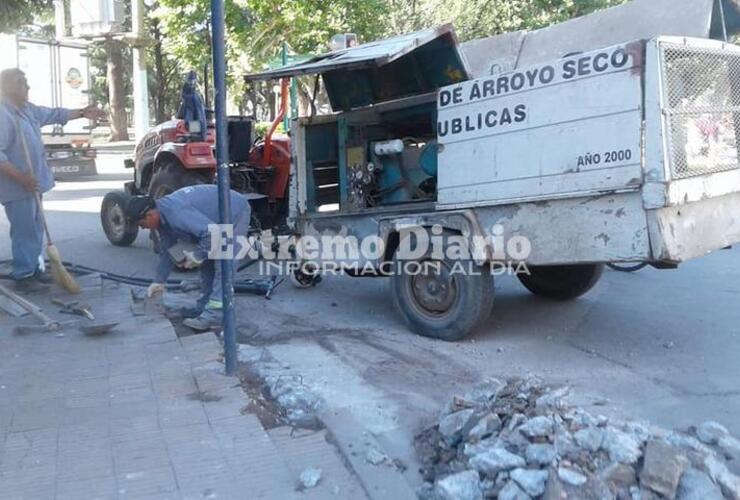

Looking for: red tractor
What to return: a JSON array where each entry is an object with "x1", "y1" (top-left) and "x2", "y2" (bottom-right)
[{"x1": 101, "y1": 78, "x2": 292, "y2": 247}]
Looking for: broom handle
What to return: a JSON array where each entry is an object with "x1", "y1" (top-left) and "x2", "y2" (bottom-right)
[{"x1": 14, "y1": 115, "x2": 54, "y2": 245}]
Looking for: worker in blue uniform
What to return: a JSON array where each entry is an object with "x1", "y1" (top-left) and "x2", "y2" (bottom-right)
[
  {"x1": 0, "y1": 68, "x2": 103, "y2": 290},
  {"x1": 124, "y1": 184, "x2": 251, "y2": 331}
]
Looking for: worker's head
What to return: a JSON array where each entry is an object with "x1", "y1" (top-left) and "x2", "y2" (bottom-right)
[
  {"x1": 125, "y1": 195, "x2": 159, "y2": 229},
  {"x1": 0, "y1": 68, "x2": 29, "y2": 106}
]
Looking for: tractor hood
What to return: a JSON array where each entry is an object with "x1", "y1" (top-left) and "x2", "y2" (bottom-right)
[{"x1": 244, "y1": 24, "x2": 469, "y2": 111}]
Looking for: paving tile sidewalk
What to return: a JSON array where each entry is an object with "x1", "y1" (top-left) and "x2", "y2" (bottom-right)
[{"x1": 0, "y1": 280, "x2": 362, "y2": 499}]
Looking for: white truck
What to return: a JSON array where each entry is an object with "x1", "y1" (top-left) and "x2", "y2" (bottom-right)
[
  {"x1": 0, "y1": 34, "x2": 97, "y2": 178},
  {"x1": 246, "y1": 5, "x2": 740, "y2": 340}
]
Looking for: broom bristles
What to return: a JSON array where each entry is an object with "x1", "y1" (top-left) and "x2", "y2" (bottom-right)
[{"x1": 47, "y1": 244, "x2": 80, "y2": 294}]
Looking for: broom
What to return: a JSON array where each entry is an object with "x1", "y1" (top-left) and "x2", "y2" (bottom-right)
[{"x1": 16, "y1": 116, "x2": 81, "y2": 294}]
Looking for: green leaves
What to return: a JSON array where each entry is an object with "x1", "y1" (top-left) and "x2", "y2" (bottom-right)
[{"x1": 0, "y1": 0, "x2": 53, "y2": 34}]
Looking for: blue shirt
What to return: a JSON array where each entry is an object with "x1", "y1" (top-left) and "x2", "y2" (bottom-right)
[
  {"x1": 154, "y1": 185, "x2": 250, "y2": 282},
  {"x1": 0, "y1": 101, "x2": 70, "y2": 203}
]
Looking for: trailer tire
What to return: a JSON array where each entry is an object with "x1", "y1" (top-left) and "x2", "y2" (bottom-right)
[
  {"x1": 518, "y1": 264, "x2": 604, "y2": 301},
  {"x1": 101, "y1": 191, "x2": 139, "y2": 247},
  {"x1": 391, "y1": 244, "x2": 494, "y2": 341}
]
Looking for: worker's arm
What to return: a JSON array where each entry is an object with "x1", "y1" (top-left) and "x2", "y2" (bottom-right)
[
  {"x1": 154, "y1": 229, "x2": 178, "y2": 283},
  {"x1": 26, "y1": 103, "x2": 102, "y2": 127},
  {"x1": 0, "y1": 118, "x2": 36, "y2": 191},
  {"x1": 166, "y1": 206, "x2": 216, "y2": 262},
  {"x1": 0, "y1": 162, "x2": 37, "y2": 191}
]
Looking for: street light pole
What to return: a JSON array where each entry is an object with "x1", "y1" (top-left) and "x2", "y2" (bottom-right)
[
  {"x1": 131, "y1": 0, "x2": 150, "y2": 140},
  {"x1": 210, "y1": 0, "x2": 238, "y2": 376}
]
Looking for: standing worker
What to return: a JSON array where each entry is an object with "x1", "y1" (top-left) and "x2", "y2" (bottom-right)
[
  {"x1": 0, "y1": 68, "x2": 103, "y2": 291},
  {"x1": 124, "y1": 184, "x2": 251, "y2": 331}
]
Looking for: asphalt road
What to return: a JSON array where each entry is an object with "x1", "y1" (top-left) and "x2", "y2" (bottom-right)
[{"x1": 2, "y1": 150, "x2": 738, "y2": 449}]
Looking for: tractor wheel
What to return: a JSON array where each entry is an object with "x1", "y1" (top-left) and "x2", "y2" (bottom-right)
[
  {"x1": 148, "y1": 160, "x2": 207, "y2": 199},
  {"x1": 148, "y1": 160, "x2": 208, "y2": 256},
  {"x1": 518, "y1": 264, "x2": 604, "y2": 301},
  {"x1": 101, "y1": 191, "x2": 139, "y2": 247}
]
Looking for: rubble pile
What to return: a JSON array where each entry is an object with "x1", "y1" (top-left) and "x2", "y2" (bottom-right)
[{"x1": 415, "y1": 378, "x2": 740, "y2": 500}]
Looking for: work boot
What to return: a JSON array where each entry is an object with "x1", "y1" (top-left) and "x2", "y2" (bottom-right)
[
  {"x1": 183, "y1": 308, "x2": 222, "y2": 332},
  {"x1": 179, "y1": 304, "x2": 204, "y2": 319},
  {"x1": 33, "y1": 271, "x2": 53, "y2": 284},
  {"x1": 14, "y1": 275, "x2": 50, "y2": 293}
]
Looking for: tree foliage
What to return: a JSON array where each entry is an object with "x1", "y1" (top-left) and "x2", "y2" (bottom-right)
[{"x1": 0, "y1": 0, "x2": 53, "y2": 34}]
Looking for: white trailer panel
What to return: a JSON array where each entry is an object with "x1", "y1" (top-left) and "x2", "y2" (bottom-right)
[{"x1": 437, "y1": 42, "x2": 644, "y2": 208}]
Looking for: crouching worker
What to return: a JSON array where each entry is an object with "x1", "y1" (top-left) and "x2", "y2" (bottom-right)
[{"x1": 124, "y1": 184, "x2": 251, "y2": 331}]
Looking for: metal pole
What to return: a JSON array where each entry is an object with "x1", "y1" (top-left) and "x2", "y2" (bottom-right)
[
  {"x1": 210, "y1": 0, "x2": 238, "y2": 376},
  {"x1": 282, "y1": 42, "x2": 289, "y2": 131},
  {"x1": 53, "y1": 0, "x2": 66, "y2": 40},
  {"x1": 719, "y1": 0, "x2": 729, "y2": 42},
  {"x1": 132, "y1": 0, "x2": 150, "y2": 140}
]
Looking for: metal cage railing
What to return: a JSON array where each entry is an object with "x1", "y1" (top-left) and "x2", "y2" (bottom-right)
[{"x1": 661, "y1": 41, "x2": 740, "y2": 179}]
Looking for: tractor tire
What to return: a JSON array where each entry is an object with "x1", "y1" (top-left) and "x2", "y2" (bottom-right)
[
  {"x1": 390, "y1": 232, "x2": 494, "y2": 341},
  {"x1": 101, "y1": 191, "x2": 139, "y2": 247},
  {"x1": 148, "y1": 160, "x2": 207, "y2": 200},
  {"x1": 148, "y1": 160, "x2": 208, "y2": 257},
  {"x1": 518, "y1": 264, "x2": 604, "y2": 301}
]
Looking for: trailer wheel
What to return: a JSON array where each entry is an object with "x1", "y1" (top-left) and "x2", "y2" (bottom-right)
[
  {"x1": 101, "y1": 191, "x2": 139, "y2": 247},
  {"x1": 518, "y1": 264, "x2": 604, "y2": 301},
  {"x1": 391, "y1": 251, "x2": 494, "y2": 341}
]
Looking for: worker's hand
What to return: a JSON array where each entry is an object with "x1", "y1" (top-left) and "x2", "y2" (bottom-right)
[
  {"x1": 182, "y1": 250, "x2": 205, "y2": 270},
  {"x1": 147, "y1": 282, "x2": 165, "y2": 297},
  {"x1": 18, "y1": 173, "x2": 38, "y2": 192},
  {"x1": 80, "y1": 105, "x2": 105, "y2": 121}
]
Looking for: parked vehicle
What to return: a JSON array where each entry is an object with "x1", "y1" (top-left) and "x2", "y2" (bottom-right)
[
  {"x1": 100, "y1": 75, "x2": 292, "y2": 247},
  {"x1": 0, "y1": 34, "x2": 97, "y2": 179},
  {"x1": 244, "y1": 24, "x2": 740, "y2": 340}
]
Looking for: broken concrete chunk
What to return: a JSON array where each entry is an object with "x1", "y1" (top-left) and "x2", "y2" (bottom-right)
[
  {"x1": 639, "y1": 439, "x2": 688, "y2": 498},
  {"x1": 719, "y1": 435, "x2": 740, "y2": 462},
  {"x1": 677, "y1": 468, "x2": 724, "y2": 500},
  {"x1": 465, "y1": 378, "x2": 505, "y2": 405},
  {"x1": 525, "y1": 443, "x2": 557, "y2": 467},
  {"x1": 554, "y1": 428, "x2": 579, "y2": 458},
  {"x1": 507, "y1": 413, "x2": 527, "y2": 432},
  {"x1": 703, "y1": 454, "x2": 740, "y2": 500},
  {"x1": 467, "y1": 413, "x2": 502, "y2": 443},
  {"x1": 599, "y1": 462, "x2": 637, "y2": 488},
  {"x1": 574, "y1": 427, "x2": 604, "y2": 452},
  {"x1": 365, "y1": 447, "x2": 389, "y2": 466},
  {"x1": 510, "y1": 468, "x2": 548, "y2": 497},
  {"x1": 623, "y1": 421, "x2": 651, "y2": 445},
  {"x1": 519, "y1": 416, "x2": 554, "y2": 439},
  {"x1": 542, "y1": 469, "x2": 565, "y2": 500},
  {"x1": 603, "y1": 428, "x2": 643, "y2": 464},
  {"x1": 470, "y1": 447, "x2": 526, "y2": 476},
  {"x1": 535, "y1": 386, "x2": 571, "y2": 409},
  {"x1": 434, "y1": 470, "x2": 483, "y2": 500},
  {"x1": 439, "y1": 409, "x2": 476, "y2": 444},
  {"x1": 498, "y1": 480, "x2": 532, "y2": 500},
  {"x1": 298, "y1": 467, "x2": 322, "y2": 489},
  {"x1": 464, "y1": 437, "x2": 500, "y2": 458},
  {"x1": 557, "y1": 467, "x2": 588, "y2": 486},
  {"x1": 696, "y1": 421, "x2": 730, "y2": 445}
]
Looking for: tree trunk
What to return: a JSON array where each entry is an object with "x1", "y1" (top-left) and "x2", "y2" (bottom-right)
[
  {"x1": 106, "y1": 39, "x2": 129, "y2": 142},
  {"x1": 152, "y1": 21, "x2": 167, "y2": 124}
]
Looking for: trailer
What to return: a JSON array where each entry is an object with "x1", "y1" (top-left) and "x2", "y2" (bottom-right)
[
  {"x1": 0, "y1": 35, "x2": 97, "y2": 179},
  {"x1": 246, "y1": 23, "x2": 740, "y2": 340}
]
